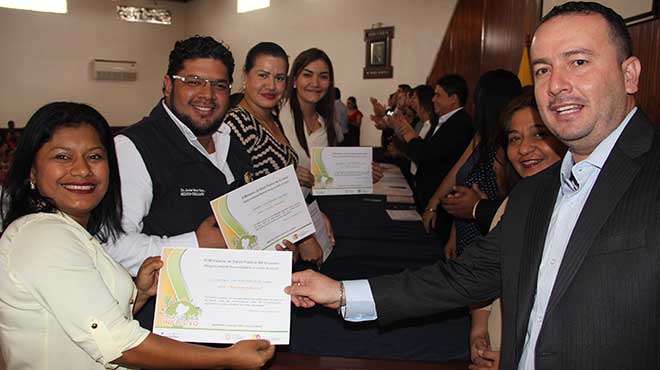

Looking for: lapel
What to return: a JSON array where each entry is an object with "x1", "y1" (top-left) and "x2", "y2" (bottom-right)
[
  {"x1": 428, "y1": 108, "x2": 465, "y2": 141},
  {"x1": 514, "y1": 164, "x2": 560, "y2": 350},
  {"x1": 543, "y1": 109, "x2": 654, "y2": 318}
]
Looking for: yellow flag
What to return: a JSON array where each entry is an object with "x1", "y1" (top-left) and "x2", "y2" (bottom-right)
[{"x1": 518, "y1": 46, "x2": 533, "y2": 87}]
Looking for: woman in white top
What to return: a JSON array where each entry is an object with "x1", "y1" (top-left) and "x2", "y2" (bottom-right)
[
  {"x1": 0, "y1": 102, "x2": 274, "y2": 370},
  {"x1": 280, "y1": 48, "x2": 338, "y2": 170}
]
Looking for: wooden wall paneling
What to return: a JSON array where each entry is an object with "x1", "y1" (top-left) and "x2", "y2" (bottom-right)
[
  {"x1": 480, "y1": 0, "x2": 541, "y2": 76},
  {"x1": 426, "y1": 0, "x2": 485, "y2": 114},
  {"x1": 629, "y1": 18, "x2": 660, "y2": 125},
  {"x1": 429, "y1": 0, "x2": 658, "y2": 125}
]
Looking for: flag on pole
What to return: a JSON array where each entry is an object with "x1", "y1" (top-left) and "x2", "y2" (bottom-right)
[{"x1": 518, "y1": 46, "x2": 533, "y2": 87}]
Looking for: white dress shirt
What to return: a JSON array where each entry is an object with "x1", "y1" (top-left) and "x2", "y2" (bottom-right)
[
  {"x1": 430, "y1": 107, "x2": 463, "y2": 137},
  {"x1": 104, "y1": 101, "x2": 236, "y2": 276},
  {"x1": 335, "y1": 99, "x2": 349, "y2": 135},
  {"x1": 409, "y1": 119, "x2": 432, "y2": 175},
  {"x1": 344, "y1": 108, "x2": 637, "y2": 369},
  {"x1": 517, "y1": 107, "x2": 636, "y2": 370},
  {"x1": 280, "y1": 101, "x2": 329, "y2": 170}
]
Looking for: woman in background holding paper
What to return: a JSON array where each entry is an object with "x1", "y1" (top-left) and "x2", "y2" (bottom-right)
[
  {"x1": 0, "y1": 102, "x2": 274, "y2": 370},
  {"x1": 223, "y1": 42, "x2": 324, "y2": 265},
  {"x1": 279, "y1": 49, "x2": 382, "y2": 190},
  {"x1": 280, "y1": 48, "x2": 338, "y2": 171}
]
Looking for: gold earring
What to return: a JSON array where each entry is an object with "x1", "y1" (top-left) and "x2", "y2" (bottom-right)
[{"x1": 30, "y1": 180, "x2": 36, "y2": 190}]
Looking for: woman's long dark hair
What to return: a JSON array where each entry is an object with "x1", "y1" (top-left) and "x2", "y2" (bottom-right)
[
  {"x1": 1, "y1": 102, "x2": 123, "y2": 243},
  {"x1": 413, "y1": 84, "x2": 438, "y2": 125},
  {"x1": 285, "y1": 48, "x2": 336, "y2": 156},
  {"x1": 473, "y1": 69, "x2": 523, "y2": 166}
]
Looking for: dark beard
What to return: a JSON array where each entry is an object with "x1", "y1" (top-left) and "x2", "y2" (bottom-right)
[
  {"x1": 168, "y1": 85, "x2": 224, "y2": 136},
  {"x1": 173, "y1": 107, "x2": 223, "y2": 136}
]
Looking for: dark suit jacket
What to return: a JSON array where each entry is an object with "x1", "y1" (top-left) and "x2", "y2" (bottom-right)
[
  {"x1": 370, "y1": 109, "x2": 660, "y2": 370},
  {"x1": 474, "y1": 198, "x2": 505, "y2": 234},
  {"x1": 407, "y1": 108, "x2": 473, "y2": 212}
]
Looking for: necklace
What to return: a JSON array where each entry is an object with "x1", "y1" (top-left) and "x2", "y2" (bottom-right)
[
  {"x1": 240, "y1": 101, "x2": 287, "y2": 145},
  {"x1": 303, "y1": 112, "x2": 322, "y2": 135}
]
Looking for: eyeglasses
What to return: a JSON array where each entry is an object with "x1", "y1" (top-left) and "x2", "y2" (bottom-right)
[{"x1": 171, "y1": 75, "x2": 231, "y2": 93}]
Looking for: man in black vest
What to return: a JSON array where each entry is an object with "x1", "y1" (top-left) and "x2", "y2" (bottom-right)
[{"x1": 104, "y1": 36, "x2": 259, "y2": 329}]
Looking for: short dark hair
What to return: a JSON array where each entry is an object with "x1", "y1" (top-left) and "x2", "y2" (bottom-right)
[
  {"x1": 436, "y1": 74, "x2": 469, "y2": 107},
  {"x1": 347, "y1": 96, "x2": 357, "y2": 107},
  {"x1": 397, "y1": 84, "x2": 412, "y2": 93},
  {"x1": 167, "y1": 35, "x2": 235, "y2": 83},
  {"x1": 1, "y1": 102, "x2": 123, "y2": 243},
  {"x1": 334, "y1": 87, "x2": 341, "y2": 100},
  {"x1": 286, "y1": 48, "x2": 336, "y2": 155},
  {"x1": 244, "y1": 41, "x2": 289, "y2": 73},
  {"x1": 542, "y1": 1, "x2": 632, "y2": 62}
]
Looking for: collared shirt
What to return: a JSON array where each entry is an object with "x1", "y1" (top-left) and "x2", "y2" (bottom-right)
[
  {"x1": 410, "y1": 119, "x2": 432, "y2": 175},
  {"x1": 430, "y1": 107, "x2": 463, "y2": 137},
  {"x1": 104, "y1": 101, "x2": 235, "y2": 275},
  {"x1": 162, "y1": 101, "x2": 235, "y2": 182},
  {"x1": 518, "y1": 106, "x2": 636, "y2": 370},
  {"x1": 0, "y1": 212, "x2": 149, "y2": 369},
  {"x1": 344, "y1": 108, "x2": 639, "y2": 366}
]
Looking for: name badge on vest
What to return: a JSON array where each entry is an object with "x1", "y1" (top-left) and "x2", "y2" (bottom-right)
[
  {"x1": 243, "y1": 171, "x2": 253, "y2": 184},
  {"x1": 180, "y1": 187, "x2": 206, "y2": 197}
]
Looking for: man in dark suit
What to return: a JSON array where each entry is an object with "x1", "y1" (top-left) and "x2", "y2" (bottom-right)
[
  {"x1": 386, "y1": 76, "x2": 473, "y2": 242},
  {"x1": 287, "y1": 3, "x2": 658, "y2": 369},
  {"x1": 400, "y1": 75, "x2": 473, "y2": 215}
]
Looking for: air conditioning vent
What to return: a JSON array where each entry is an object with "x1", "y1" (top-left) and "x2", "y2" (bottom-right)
[{"x1": 92, "y1": 59, "x2": 137, "y2": 81}]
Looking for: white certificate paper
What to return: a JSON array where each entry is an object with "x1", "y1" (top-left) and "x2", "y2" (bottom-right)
[
  {"x1": 386, "y1": 209, "x2": 422, "y2": 221},
  {"x1": 210, "y1": 165, "x2": 315, "y2": 250},
  {"x1": 311, "y1": 147, "x2": 373, "y2": 196},
  {"x1": 153, "y1": 247, "x2": 292, "y2": 344}
]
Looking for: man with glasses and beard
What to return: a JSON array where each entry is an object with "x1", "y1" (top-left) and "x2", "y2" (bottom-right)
[{"x1": 104, "y1": 36, "x2": 253, "y2": 329}]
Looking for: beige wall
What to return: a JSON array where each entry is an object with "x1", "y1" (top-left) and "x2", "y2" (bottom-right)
[
  {"x1": 187, "y1": 0, "x2": 457, "y2": 146},
  {"x1": 0, "y1": 0, "x2": 188, "y2": 126},
  {"x1": 0, "y1": 0, "x2": 456, "y2": 145}
]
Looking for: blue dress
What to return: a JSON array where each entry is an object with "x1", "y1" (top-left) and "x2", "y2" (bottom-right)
[{"x1": 454, "y1": 147, "x2": 499, "y2": 255}]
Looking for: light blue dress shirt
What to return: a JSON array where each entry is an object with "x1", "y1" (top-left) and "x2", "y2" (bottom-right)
[
  {"x1": 344, "y1": 108, "x2": 638, "y2": 369},
  {"x1": 517, "y1": 107, "x2": 636, "y2": 370}
]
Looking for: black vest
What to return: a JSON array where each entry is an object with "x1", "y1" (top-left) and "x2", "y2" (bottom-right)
[{"x1": 121, "y1": 102, "x2": 252, "y2": 238}]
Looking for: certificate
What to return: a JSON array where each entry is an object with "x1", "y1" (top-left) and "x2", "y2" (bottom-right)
[
  {"x1": 310, "y1": 147, "x2": 373, "y2": 196},
  {"x1": 386, "y1": 209, "x2": 422, "y2": 221},
  {"x1": 210, "y1": 165, "x2": 315, "y2": 250},
  {"x1": 153, "y1": 247, "x2": 292, "y2": 344}
]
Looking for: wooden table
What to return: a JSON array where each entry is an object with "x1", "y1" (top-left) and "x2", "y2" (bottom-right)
[{"x1": 266, "y1": 352, "x2": 468, "y2": 370}]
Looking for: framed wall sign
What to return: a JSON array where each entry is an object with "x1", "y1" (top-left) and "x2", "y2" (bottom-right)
[{"x1": 363, "y1": 26, "x2": 394, "y2": 79}]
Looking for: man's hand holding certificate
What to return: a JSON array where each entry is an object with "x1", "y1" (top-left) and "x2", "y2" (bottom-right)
[
  {"x1": 310, "y1": 147, "x2": 373, "y2": 196},
  {"x1": 210, "y1": 165, "x2": 315, "y2": 250},
  {"x1": 153, "y1": 248, "x2": 292, "y2": 344}
]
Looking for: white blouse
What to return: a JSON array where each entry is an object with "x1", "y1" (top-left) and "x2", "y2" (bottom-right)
[
  {"x1": 280, "y1": 101, "x2": 329, "y2": 170},
  {"x1": 0, "y1": 212, "x2": 149, "y2": 370}
]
